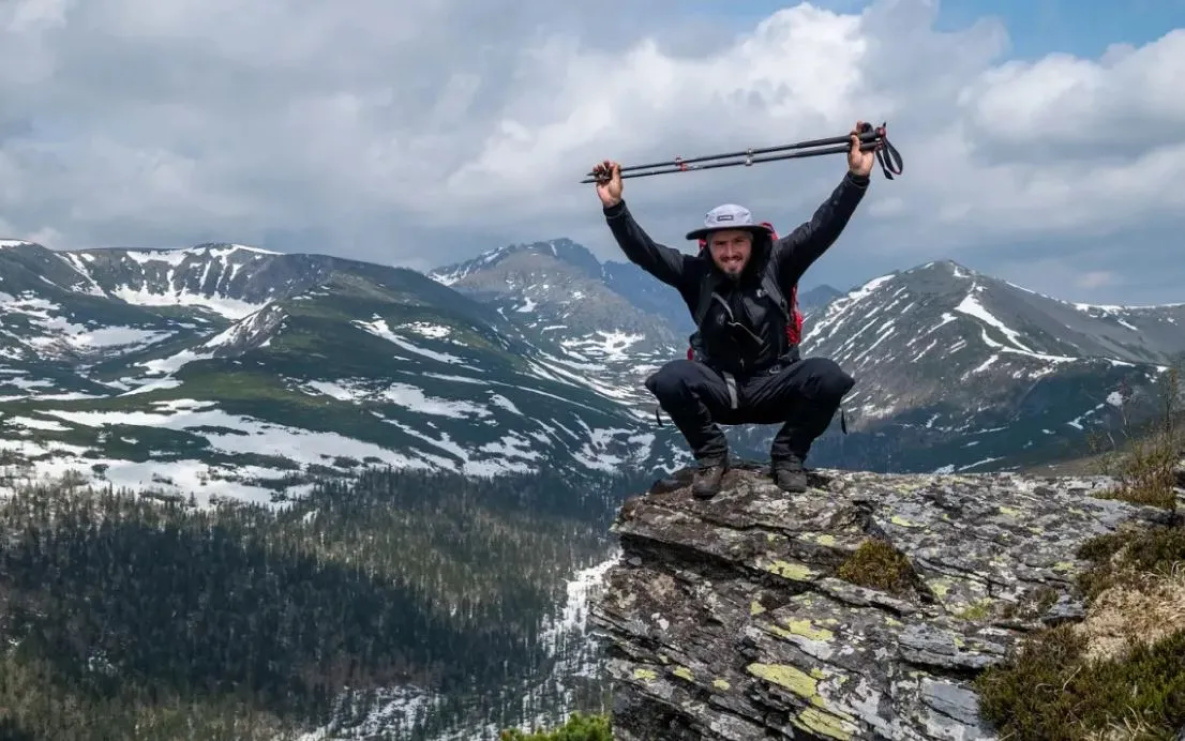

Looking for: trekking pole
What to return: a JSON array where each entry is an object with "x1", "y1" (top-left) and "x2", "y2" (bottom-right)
[{"x1": 581, "y1": 121, "x2": 903, "y2": 183}]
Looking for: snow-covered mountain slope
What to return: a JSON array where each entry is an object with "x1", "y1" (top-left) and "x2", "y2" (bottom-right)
[
  {"x1": 796, "y1": 260, "x2": 1185, "y2": 471},
  {"x1": 431, "y1": 239, "x2": 687, "y2": 410},
  {"x1": 435, "y1": 241, "x2": 1185, "y2": 475},
  {"x1": 5, "y1": 233, "x2": 1183, "y2": 497},
  {"x1": 0, "y1": 240, "x2": 684, "y2": 502}
]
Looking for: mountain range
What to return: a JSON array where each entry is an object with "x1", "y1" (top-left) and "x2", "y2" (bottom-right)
[
  {"x1": 2, "y1": 236, "x2": 1183, "y2": 502},
  {"x1": 0, "y1": 239, "x2": 677, "y2": 504},
  {"x1": 431, "y1": 239, "x2": 1185, "y2": 474},
  {"x1": 2, "y1": 232, "x2": 1184, "y2": 739}
]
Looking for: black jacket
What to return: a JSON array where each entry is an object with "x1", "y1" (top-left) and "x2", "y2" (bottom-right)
[{"x1": 603, "y1": 171, "x2": 869, "y2": 376}]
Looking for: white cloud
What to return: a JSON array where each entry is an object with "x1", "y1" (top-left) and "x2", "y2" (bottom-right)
[{"x1": 0, "y1": 0, "x2": 1181, "y2": 303}]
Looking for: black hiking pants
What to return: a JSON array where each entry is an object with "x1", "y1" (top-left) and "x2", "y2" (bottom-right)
[{"x1": 645, "y1": 356, "x2": 855, "y2": 467}]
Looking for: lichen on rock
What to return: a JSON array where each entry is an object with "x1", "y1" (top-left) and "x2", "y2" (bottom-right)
[{"x1": 590, "y1": 461, "x2": 1177, "y2": 740}]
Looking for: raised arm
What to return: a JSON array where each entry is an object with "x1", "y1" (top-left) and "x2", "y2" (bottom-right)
[
  {"x1": 603, "y1": 200, "x2": 693, "y2": 288},
  {"x1": 774, "y1": 171, "x2": 869, "y2": 286},
  {"x1": 773, "y1": 121, "x2": 875, "y2": 287},
  {"x1": 593, "y1": 160, "x2": 693, "y2": 289}
]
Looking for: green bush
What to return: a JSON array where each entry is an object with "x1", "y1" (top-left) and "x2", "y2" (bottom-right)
[
  {"x1": 499, "y1": 712, "x2": 612, "y2": 741},
  {"x1": 975, "y1": 520, "x2": 1185, "y2": 740},
  {"x1": 976, "y1": 625, "x2": 1185, "y2": 741}
]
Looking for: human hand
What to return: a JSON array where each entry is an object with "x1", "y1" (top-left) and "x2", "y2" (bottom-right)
[
  {"x1": 591, "y1": 160, "x2": 623, "y2": 207},
  {"x1": 848, "y1": 120, "x2": 877, "y2": 178}
]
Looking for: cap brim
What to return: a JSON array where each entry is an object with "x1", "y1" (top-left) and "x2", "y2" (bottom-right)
[{"x1": 685, "y1": 224, "x2": 773, "y2": 241}]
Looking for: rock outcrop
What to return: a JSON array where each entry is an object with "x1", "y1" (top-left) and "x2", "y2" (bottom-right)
[{"x1": 590, "y1": 462, "x2": 1178, "y2": 740}]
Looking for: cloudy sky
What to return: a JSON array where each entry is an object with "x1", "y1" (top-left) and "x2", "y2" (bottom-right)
[{"x1": 1, "y1": 0, "x2": 1182, "y2": 303}]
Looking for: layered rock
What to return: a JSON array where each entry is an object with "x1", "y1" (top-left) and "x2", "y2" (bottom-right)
[{"x1": 589, "y1": 462, "x2": 1177, "y2": 740}]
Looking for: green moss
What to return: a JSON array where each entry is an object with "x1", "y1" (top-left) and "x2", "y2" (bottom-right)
[
  {"x1": 835, "y1": 538, "x2": 915, "y2": 595},
  {"x1": 976, "y1": 626, "x2": 1185, "y2": 741}
]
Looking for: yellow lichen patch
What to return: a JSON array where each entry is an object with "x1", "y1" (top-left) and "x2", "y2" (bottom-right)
[
  {"x1": 927, "y1": 579, "x2": 951, "y2": 598},
  {"x1": 750, "y1": 600, "x2": 766, "y2": 616},
  {"x1": 783, "y1": 618, "x2": 835, "y2": 642},
  {"x1": 672, "y1": 666, "x2": 694, "y2": 682},
  {"x1": 761, "y1": 558, "x2": 817, "y2": 581},
  {"x1": 953, "y1": 599, "x2": 994, "y2": 620},
  {"x1": 765, "y1": 623, "x2": 794, "y2": 640},
  {"x1": 794, "y1": 707, "x2": 857, "y2": 741},
  {"x1": 746, "y1": 662, "x2": 819, "y2": 700},
  {"x1": 802, "y1": 533, "x2": 837, "y2": 547},
  {"x1": 633, "y1": 668, "x2": 657, "y2": 681},
  {"x1": 712, "y1": 678, "x2": 731, "y2": 691},
  {"x1": 890, "y1": 515, "x2": 918, "y2": 527},
  {"x1": 998, "y1": 505, "x2": 1021, "y2": 516},
  {"x1": 1052, "y1": 561, "x2": 1075, "y2": 572}
]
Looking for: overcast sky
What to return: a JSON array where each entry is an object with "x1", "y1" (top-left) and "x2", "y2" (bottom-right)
[{"x1": 1, "y1": 0, "x2": 1181, "y2": 303}]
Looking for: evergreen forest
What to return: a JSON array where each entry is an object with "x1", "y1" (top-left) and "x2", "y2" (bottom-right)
[{"x1": 0, "y1": 465, "x2": 645, "y2": 739}]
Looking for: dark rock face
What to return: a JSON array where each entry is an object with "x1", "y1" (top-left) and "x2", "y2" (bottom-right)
[{"x1": 590, "y1": 462, "x2": 1173, "y2": 740}]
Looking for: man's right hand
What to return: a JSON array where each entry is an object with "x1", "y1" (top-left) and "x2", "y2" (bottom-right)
[{"x1": 592, "y1": 160, "x2": 623, "y2": 208}]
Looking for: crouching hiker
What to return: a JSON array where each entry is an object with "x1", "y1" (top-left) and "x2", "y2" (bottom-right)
[{"x1": 591, "y1": 121, "x2": 874, "y2": 498}]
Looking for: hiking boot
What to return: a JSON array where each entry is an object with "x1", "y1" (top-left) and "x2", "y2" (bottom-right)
[
  {"x1": 772, "y1": 455, "x2": 807, "y2": 493},
  {"x1": 692, "y1": 461, "x2": 728, "y2": 499}
]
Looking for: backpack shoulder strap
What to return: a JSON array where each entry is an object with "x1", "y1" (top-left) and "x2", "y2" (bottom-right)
[
  {"x1": 760, "y1": 268, "x2": 790, "y2": 321},
  {"x1": 757, "y1": 223, "x2": 791, "y2": 322},
  {"x1": 693, "y1": 268, "x2": 719, "y2": 328}
]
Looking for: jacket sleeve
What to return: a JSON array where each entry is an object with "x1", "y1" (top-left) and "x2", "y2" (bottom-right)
[
  {"x1": 603, "y1": 199, "x2": 693, "y2": 290},
  {"x1": 774, "y1": 171, "x2": 869, "y2": 286}
]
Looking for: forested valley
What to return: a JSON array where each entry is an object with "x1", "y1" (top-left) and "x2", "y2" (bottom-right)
[{"x1": 0, "y1": 465, "x2": 645, "y2": 740}]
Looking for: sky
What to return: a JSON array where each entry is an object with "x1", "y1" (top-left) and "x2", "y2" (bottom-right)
[{"x1": 0, "y1": 0, "x2": 1182, "y2": 304}]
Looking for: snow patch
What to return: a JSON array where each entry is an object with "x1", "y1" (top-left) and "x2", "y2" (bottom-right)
[
  {"x1": 111, "y1": 283, "x2": 266, "y2": 320},
  {"x1": 404, "y1": 322, "x2": 451, "y2": 339},
  {"x1": 355, "y1": 317, "x2": 478, "y2": 369},
  {"x1": 954, "y1": 292, "x2": 1034, "y2": 353}
]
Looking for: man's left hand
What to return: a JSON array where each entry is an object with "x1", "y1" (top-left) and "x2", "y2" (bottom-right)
[{"x1": 848, "y1": 120, "x2": 877, "y2": 178}]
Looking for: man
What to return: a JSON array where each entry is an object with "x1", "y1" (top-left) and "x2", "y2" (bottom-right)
[{"x1": 591, "y1": 121, "x2": 874, "y2": 498}]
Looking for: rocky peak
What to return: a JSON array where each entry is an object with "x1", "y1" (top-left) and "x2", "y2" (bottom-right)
[
  {"x1": 430, "y1": 238, "x2": 602, "y2": 286},
  {"x1": 589, "y1": 462, "x2": 1178, "y2": 740}
]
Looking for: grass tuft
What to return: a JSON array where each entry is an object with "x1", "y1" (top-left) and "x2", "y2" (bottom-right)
[{"x1": 835, "y1": 538, "x2": 917, "y2": 595}]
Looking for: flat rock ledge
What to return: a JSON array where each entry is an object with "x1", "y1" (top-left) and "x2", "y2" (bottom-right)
[{"x1": 589, "y1": 462, "x2": 1179, "y2": 741}]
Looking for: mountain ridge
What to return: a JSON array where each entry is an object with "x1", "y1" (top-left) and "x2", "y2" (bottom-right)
[
  {"x1": 431, "y1": 244, "x2": 1185, "y2": 474},
  {"x1": 3, "y1": 233, "x2": 1184, "y2": 500},
  {"x1": 1, "y1": 238, "x2": 685, "y2": 502}
]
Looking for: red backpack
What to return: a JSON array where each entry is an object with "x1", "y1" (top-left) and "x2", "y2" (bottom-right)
[{"x1": 686, "y1": 221, "x2": 803, "y2": 360}]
